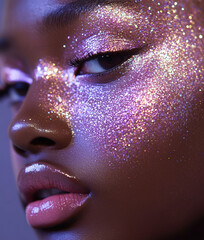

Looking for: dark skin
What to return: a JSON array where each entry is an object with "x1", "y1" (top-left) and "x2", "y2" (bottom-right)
[{"x1": 0, "y1": 0, "x2": 204, "y2": 239}]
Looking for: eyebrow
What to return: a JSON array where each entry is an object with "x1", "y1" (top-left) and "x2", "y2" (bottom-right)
[
  {"x1": 42, "y1": 0, "x2": 125, "y2": 29},
  {"x1": 0, "y1": 0, "x2": 125, "y2": 53}
]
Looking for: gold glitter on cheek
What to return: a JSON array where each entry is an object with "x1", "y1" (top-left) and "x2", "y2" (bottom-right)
[{"x1": 34, "y1": 59, "x2": 81, "y2": 136}]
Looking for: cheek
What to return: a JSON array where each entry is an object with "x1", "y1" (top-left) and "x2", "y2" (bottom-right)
[
  {"x1": 73, "y1": 8, "x2": 204, "y2": 169},
  {"x1": 70, "y1": 51, "x2": 203, "y2": 170},
  {"x1": 36, "y1": 44, "x2": 203, "y2": 171}
]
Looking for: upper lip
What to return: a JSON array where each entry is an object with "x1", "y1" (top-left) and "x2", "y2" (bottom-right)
[{"x1": 17, "y1": 161, "x2": 90, "y2": 206}]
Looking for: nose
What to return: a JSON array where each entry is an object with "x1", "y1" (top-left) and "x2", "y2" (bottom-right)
[{"x1": 8, "y1": 89, "x2": 72, "y2": 155}]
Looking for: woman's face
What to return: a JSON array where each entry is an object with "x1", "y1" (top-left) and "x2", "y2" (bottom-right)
[{"x1": 0, "y1": 0, "x2": 203, "y2": 239}]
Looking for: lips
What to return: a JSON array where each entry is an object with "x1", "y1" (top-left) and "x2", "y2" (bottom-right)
[{"x1": 17, "y1": 161, "x2": 90, "y2": 228}]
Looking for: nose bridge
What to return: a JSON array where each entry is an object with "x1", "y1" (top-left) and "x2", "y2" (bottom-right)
[{"x1": 8, "y1": 82, "x2": 73, "y2": 154}]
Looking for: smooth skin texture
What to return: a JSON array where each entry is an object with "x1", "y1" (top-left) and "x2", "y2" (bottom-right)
[{"x1": 0, "y1": 0, "x2": 204, "y2": 239}]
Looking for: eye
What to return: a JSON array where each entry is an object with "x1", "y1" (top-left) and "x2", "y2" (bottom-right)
[
  {"x1": 74, "y1": 50, "x2": 135, "y2": 76},
  {"x1": 8, "y1": 82, "x2": 30, "y2": 105}
]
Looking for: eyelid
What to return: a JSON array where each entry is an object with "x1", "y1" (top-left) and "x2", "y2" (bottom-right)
[
  {"x1": 2, "y1": 66, "x2": 33, "y2": 85},
  {"x1": 67, "y1": 33, "x2": 148, "y2": 76},
  {"x1": 70, "y1": 34, "x2": 146, "y2": 60}
]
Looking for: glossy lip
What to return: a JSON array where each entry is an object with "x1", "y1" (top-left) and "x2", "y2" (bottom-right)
[{"x1": 17, "y1": 161, "x2": 91, "y2": 229}]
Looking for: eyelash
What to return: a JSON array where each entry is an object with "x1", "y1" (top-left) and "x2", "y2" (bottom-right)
[
  {"x1": 70, "y1": 48, "x2": 140, "y2": 76},
  {"x1": 0, "y1": 82, "x2": 30, "y2": 104},
  {"x1": 70, "y1": 52, "x2": 97, "y2": 67}
]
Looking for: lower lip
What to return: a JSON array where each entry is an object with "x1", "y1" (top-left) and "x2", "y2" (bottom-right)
[{"x1": 26, "y1": 193, "x2": 90, "y2": 228}]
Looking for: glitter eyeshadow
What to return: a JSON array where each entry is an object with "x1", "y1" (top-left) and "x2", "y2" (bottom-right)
[{"x1": 36, "y1": 0, "x2": 203, "y2": 168}]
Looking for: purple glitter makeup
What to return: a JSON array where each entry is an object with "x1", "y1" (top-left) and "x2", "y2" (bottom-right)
[
  {"x1": 1, "y1": 1, "x2": 203, "y2": 238},
  {"x1": 34, "y1": 0, "x2": 203, "y2": 168}
]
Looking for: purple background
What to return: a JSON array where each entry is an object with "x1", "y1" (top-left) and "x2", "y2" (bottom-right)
[{"x1": 0, "y1": 1, "x2": 36, "y2": 239}]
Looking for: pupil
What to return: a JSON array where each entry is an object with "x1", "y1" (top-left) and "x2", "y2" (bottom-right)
[{"x1": 98, "y1": 54, "x2": 126, "y2": 70}]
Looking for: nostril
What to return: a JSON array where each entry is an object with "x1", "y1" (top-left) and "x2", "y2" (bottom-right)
[
  {"x1": 30, "y1": 137, "x2": 56, "y2": 146},
  {"x1": 9, "y1": 116, "x2": 72, "y2": 153}
]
